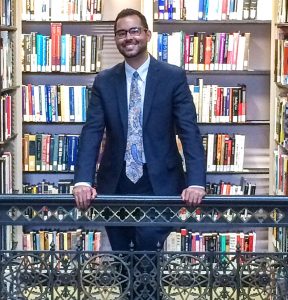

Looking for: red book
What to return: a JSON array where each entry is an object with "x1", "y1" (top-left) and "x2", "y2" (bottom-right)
[
  {"x1": 50, "y1": 23, "x2": 62, "y2": 71},
  {"x1": 184, "y1": 34, "x2": 190, "y2": 70},
  {"x1": 5, "y1": 95, "x2": 11, "y2": 138},
  {"x1": 222, "y1": 0, "x2": 228, "y2": 20},
  {"x1": 283, "y1": 40, "x2": 288, "y2": 84},
  {"x1": 248, "y1": 232, "x2": 254, "y2": 252},
  {"x1": 204, "y1": 36, "x2": 212, "y2": 70},
  {"x1": 71, "y1": 35, "x2": 77, "y2": 72},
  {"x1": 180, "y1": 228, "x2": 188, "y2": 251}
]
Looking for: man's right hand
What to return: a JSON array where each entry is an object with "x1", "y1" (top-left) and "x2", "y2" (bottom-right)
[{"x1": 72, "y1": 185, "x2": 97, "y2": 210}]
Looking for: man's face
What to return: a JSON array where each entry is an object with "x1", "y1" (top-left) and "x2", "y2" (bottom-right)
[{"x1": 114, "y1": 15, "x2": 151, "y2": 59}]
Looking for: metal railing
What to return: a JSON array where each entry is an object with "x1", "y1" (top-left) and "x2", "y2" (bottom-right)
[{"x1": 0, "y1": 194, "x2": 287, "y2": 300}]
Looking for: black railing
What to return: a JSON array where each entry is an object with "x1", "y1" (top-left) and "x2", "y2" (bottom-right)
[{"x1": 0, "y1": 194, "x2": 288, "y2": 300}]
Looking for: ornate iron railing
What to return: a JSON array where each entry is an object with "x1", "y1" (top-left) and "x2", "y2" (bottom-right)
[{"x1": 0, "y1": 194, "x2": 288, "y2": 300}]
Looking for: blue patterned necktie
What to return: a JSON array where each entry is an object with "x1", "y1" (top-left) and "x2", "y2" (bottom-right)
[{"x1": 125, "y1": 71, "x2": 144, "y2": 183}]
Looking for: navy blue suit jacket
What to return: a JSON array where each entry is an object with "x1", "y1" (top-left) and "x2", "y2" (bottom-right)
[{"x1": 74, "y1": 56, "x2": 206, "y2": 195}]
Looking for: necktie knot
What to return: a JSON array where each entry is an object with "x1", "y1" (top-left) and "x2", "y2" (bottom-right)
[{"x1": 133, "y1": 71, "x2": 139, "y2": 80}]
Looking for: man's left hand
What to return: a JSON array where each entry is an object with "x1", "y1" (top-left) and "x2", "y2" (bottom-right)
[{"x1": 181, "y1": 186, "x2": 206, "y2": 206}]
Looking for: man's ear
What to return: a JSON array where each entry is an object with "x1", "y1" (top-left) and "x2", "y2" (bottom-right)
[{"x1": 146, "y1": 30, "x2": 152, "y2": 42}]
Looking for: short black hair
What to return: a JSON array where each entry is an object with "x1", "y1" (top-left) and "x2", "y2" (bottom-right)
[{"x1": 114, "y1": 8, "x2": 149, "y2": 33}]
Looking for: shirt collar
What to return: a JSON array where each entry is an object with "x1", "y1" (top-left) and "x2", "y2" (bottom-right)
[{"x1": 125, "y1": 55, "x2": 150, "y2": 82}]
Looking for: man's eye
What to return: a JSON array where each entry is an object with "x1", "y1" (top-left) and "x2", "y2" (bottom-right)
[
  {"x1": 130, "y1": 28, "x2": 139, "y2": 34},
  {"x1": 118, "y1": 31, "x2": 126, "y2": 36}
]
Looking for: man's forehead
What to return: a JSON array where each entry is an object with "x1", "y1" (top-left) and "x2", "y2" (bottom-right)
[{"x1": 116, "y1": 15, "x2": 142, "y2": 27}]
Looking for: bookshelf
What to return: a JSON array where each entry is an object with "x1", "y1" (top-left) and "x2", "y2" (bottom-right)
[
  {"x1": 4, "y1": 0, "x2": 275, "y2": 253},
  {"x1": 20, "y1": 1, "x2": 143, "y2": 192},
  {"x1": 145, "y1": 1, "x2": 272, "y2": 197},
  {"x1": 0, "y1": 0, "x2": 22, "y2": 193},
  {"x1": 141, "y1": 0, "x2": 273, "y2": 251},
  {"x1": 269, "y1": 0, "x2": 288, "y2": 252}
]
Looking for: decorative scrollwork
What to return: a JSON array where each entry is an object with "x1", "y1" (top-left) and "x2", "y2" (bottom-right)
[
  {"x1": 80, "y1": 253, "x2": 130, "y2": 299},
  {"x1": 52, "y1": 252, "x2": 79, "y2": 300},
  {"x1": 160, "y1": 254, "x2": 210, "y2": 300},
  {"x1": 133, "y1": 254, "x2": 158, "y2": 299},
  {"x1": 211, "y1": 254, "x2": 238, "y2": 299},
  {"x1": 1, "y1": 253, "x2": 50, "y2": 300},
  {"x1": 240, "y1": 255, "x2": 288, "y2": 300}
]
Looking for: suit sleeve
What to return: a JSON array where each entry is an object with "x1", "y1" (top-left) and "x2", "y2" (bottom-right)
[
  {"x1": 74, "y1": 76, "x2": 105, "y2": 184},
  {"x1": 172, "y1": 69, "x2": 206, "y2": 187}
]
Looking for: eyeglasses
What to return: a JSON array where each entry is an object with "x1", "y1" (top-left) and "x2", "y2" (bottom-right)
[{"x1": 115, "y1": 27, "x2": 147, "y2": 39}]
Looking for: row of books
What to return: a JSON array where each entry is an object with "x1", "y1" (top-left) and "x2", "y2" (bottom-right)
[
  {"x1": 275, "y1": 37, "x2": 288, "y2": 86},
  {"x1": 22, "y1": 84, "x2": 89, "y2": 123},
  {"x1": 21, "y1": 0, "x2": 102, "y2": 21},
  {"x1": 272, "y1": 227, "x2": 288, "y2": 253},
  {"x1": 277, "y1": 0, "x2": 288, "y2": 23},
  {"x1": 0, "y1": 31, "x2": 12, "y2": 89},
  {"x1": 190, "y1": 81, "x2": 246, "y2": 123},
  {"x1": 206, "y1": 178, "x2": 256, "y2": 195},
  {"x1": 23, "y1": 229, "x2": 101, "y2": 251},
  {"x1": 274, "y1": 95, "x2": 288, "y2": 147},
  {"x1": 273, "y1": 145, "x2": 288, "y2": 196},
  {"x1": 176, "y1": 133, "x2": 245, "y2": 173},
  {"x1": 23, "y1": 133, "x2": 80, "y2": 172},
  {"x1": 0, "y1": 151, "x2": 12, "y2": 194},
  {"x1": 0, "y1": 0, "x2": 12, "y2": 26},
  {"x1": 202, "y1": 133, "x2": 245, "y2": 172},
  {"x1": 22, "y1": 25, "x2": 103, "y2": 73},
  {"x1": 23, "y1": 179, "x2": 74, "y2": 194},
  {"x1": 155, "y1": 31, "x2": 250, "y2": 71},
  {"x1": 0, "y1": 94, "x2": 11, "y2": 142},
  {"x1": 22, "y1": 178, "x2": 256, "y2": 195},
  {"x1": 155, "y1": 0, "x2": 270, "y2": 21},
  {"x1": 164, "y1": 230, "x2": 256, "y2": 253}
]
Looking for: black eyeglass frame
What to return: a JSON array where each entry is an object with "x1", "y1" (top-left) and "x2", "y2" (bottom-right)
[{"x1": 115, "y1": 26, "x2": 148, "y2": 39}]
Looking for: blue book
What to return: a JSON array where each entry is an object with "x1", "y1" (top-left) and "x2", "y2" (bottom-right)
[
  {"x1": 36, "y1": 34, "x2": 43, "y2": 71},
  {"x1": 158, "y1": 0, "x2": 165, "y2": 19},
  {"x1": 62, "y1": 135, "x2": 68, "y2": 171},
  {"x1": 203, "y1": 0, "x2": 209, "y2": 20},
  {"x1": 168, "y1": 0, "x2": 173, "y2": 19},
  {"x1": 76, "y1": 36, "x2": 81, "y2": 72},
  {"x1": 226, "y1": 88, "x2": 231, "y2": 121},
  {"x1": 67, "y1": 135, "x2": 73, "y2": 171},
  {"x1": 35, "y1": 233, "x2": 40, "y2": 250},
  {"x1": 157, "y1": 33, "x2": 163, "y2": 61},
  {"x1": 42, "y1": 36, "x2": 48, "y2": 71},
  {"x1": 82, "y1": 87, "x2": 87, "y2": 122},
  {"x1": 31, "y1": 85, "x2": 35, "y2": 120},
  {"x1": 68, "y1": 135, "x2": 78, "y2": 172},
  {"x1": 69, "y1": 86, "x2": 75, "y2": 121},
  {"x1": 60, "y1": 35, "x2": 66, "y2": 71},
  {"x1": 162, "y1": 33, "x2": 168, "y2": 62},
  {"x1": 198, "y1": 0, "x2": 204, "y2": 20},
  {"x1": 45, "y1": 85, "x2": 52, "y2": 122},
  {"x1": 88, "y1": 231, "x2": 94, "y2": 251},
  {"x1": 49, "y1": 136, "x2": 54, "y2": 170},
  {"x1": 52, "y1": 134, "x2": 59, "y2": 171}
]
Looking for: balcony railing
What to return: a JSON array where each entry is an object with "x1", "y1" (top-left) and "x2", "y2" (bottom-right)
[{"x1": 0, "y1": 195, "x2": 287, "y2": 300}]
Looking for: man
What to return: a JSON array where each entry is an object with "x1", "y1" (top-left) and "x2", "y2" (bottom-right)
[{"x1": 73, "y1": 8, "x2": 206, "y2": 251}]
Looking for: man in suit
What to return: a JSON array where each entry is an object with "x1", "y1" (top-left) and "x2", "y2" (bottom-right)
[{"x1": 73, "y1": 8, "x2": 206, "y2": 251}]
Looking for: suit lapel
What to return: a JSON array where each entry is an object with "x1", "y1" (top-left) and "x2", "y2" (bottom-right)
[
  {"x1": 143, "y1": 58, "x2": 160, "y2": 127},
  {"x1": 114, "y1": 62, "x2": 128, "y2": 136}
]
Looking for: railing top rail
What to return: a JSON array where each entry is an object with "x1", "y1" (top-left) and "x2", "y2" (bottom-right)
[
  {"x1": 0, "y1": 194, "x2": 288, "y2": 205},
  {"x1": 0, "y1": 195, "x2": 288, "y2": 227}
]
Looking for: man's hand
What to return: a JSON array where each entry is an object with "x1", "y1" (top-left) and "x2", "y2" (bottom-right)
[
  {"x1": 73, "y1": 185, "x2": 97, "y2": 210},
  {"x1": 181, "y1": 186, "x2": 205, "y2": 206}
]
